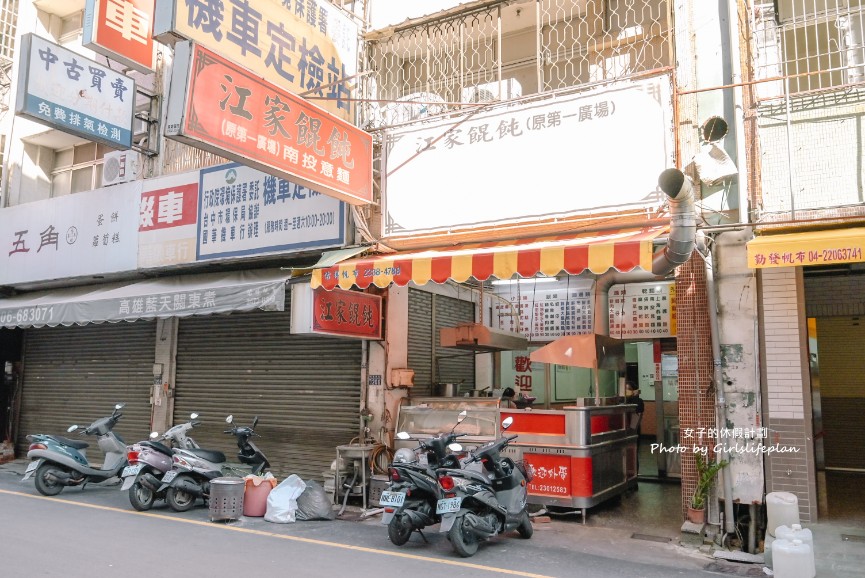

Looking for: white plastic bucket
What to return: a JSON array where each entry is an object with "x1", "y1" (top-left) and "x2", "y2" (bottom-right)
[
  {"x1": 773, "y1": 538, "x2": 812, "y2": 578},
  {"x1": 775, "y1": 524, "x2": 815, "y2": 577},
  {"x1": 766, "y1": 491, "x2": 800, "y2": 537}
]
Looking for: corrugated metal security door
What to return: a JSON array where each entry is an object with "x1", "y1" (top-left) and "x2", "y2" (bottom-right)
[
  {"x1": 434, "y1": 294, "x2": 476, "y2": 391},
  {"x1": 16, "y1": 323, "x2": 156, "y2": 455},
  {"x1": 173, "y1": 304, "x2": 362, "y2": 481},
  {"x1": 407, "y1": 288, "x2": 475, "y2": 397},
  {"x1": 407, "y1": 289, "x2": 434, "y2": 396}
]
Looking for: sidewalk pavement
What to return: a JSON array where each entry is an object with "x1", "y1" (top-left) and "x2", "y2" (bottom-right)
[{"x1": 2, "y1": 458, "x2": 863, "y2": 577}]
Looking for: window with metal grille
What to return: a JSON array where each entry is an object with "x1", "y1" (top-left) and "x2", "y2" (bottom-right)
[
  {"x1": 0, "y1": 0, "x2": 16, "y2": 64},
  {"x1": 361, "y1": 0, "x2": 671, "y2": 130},
  {"x1": 753, "y1": 0, "x2": 865, "y2": 98}
]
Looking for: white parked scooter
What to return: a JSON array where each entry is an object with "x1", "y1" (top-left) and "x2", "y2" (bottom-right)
[{"x1": 23, "y1": 404, "x2": 128, "y2": 496}]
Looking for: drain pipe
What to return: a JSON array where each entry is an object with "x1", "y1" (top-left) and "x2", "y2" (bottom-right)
[{"x1": 698, "y1": 231, "x2": 737, "y2": 538}]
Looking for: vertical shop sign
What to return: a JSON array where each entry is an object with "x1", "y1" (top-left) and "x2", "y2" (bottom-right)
[
  {"x1": 84, "y1": 0, "x2": 156, "y2": 73},
  {"x1": 16, "y1": 34, "x2": 136, "y2": 149},
  {"x1": 166, "y1": 42, "x2": 372, "y2": 206}
]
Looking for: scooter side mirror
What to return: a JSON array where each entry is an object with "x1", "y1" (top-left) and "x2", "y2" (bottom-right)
[
  {"x1": 396, "y1": 432, "x2": 411, "y2": 440},
  {"x1": 67, "y1": 425, "x2": 78, "y2": 433},
  {"x1": 190, "y1": 413, "x2": 199, "y2": 420},
  {"x1": 115, "y1": 403, "x2": 125, "y2": 410},
  {"x1": 501, "y1": 416, "x2": 514, "y2": 430},
  {"x1": 149, "y1": 431, "x2": 160, "y2": 439},
  {"x1": 448, "y1": 443, "x2": 463, "y2": 452},
  {"x1": 457, "y1": 410, "x2": 467, "y2": 423},
  {"x1": 225, "y1": 415, "x2": 234, "y2": 424}
]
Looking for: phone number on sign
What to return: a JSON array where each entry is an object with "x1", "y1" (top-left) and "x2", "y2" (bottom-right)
[
  {"x1": 531, "y1": 484, "x2": 569, "y2": 495},
  {"x1": 0, "y1": 306, "x2": 55, "y2": 325}
]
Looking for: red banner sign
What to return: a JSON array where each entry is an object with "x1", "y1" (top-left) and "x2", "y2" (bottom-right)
[
  {"x1": 312, "y1": 287, "x2": 381, "y2": 339},
  {"x1": 139, "y1": 183, "x2": 198, "y2": 231},
  {"x1": 168, "y1": 43, "x2": 372, "y2": 206}
]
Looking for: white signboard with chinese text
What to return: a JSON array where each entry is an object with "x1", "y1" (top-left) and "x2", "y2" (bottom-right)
[
  {"x1": 15, "y1": 34, "x2": 136, "y2": 149},
  {"x1": 197, "y1": 162, "x2": 345, "y2": 260},
  {"x1": 139, "y1": 171, "x2": 200, "y2": 268},
  {"x1": 0, "y1": 182, "x2": 140, "y2": 285},
  {"x1": 383, "y1": 75, "x2": 672, "y2": 236},
  {"x1": 493, "y1": 279, "x2": 595, "y2": 342},
  {"x1": 608, "y1": 281, "x2": 676, "y2": 339}
]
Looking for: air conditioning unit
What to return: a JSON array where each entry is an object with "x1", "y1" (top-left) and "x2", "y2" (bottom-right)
[{"x1": 102, "y1": 150, "x2": 141, "y2": 186}]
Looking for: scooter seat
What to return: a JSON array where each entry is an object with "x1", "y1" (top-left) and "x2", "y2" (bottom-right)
[
  {"x1": 183, "y1": 448, "x2": 226, "y2": 463},
  {"x1": 54, "y1": 436, "x2": 89, "y2": 450},
  {"x1": 141, "y1": 440, "x2": 173, "y2": 456}
]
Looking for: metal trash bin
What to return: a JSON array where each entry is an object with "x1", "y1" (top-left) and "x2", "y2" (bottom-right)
[{"x1": 209, "y1": 477, "x2": 245, "y2": 522}]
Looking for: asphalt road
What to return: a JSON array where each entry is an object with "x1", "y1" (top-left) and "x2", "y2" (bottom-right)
[{"x1": 0, "y1": 469, "x2": 722, "y2": 578}]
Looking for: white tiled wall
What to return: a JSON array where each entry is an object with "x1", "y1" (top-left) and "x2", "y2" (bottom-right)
[{"x1": 761, "y1": 268, "x2": 806, "y2": 419}]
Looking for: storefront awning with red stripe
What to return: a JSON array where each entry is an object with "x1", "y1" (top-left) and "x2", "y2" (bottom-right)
[{"x1": 311, "y1": 226, "x2": 667, "y2": 290}]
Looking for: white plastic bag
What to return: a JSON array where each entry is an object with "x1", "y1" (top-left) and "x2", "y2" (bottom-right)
[{"x1": 264, "y1": 474, "x2": 306, "y2": 523}]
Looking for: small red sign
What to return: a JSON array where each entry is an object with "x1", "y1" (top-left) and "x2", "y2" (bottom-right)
[
  {"x1": 176, "y1": 44, "x2": 373, "y2": 206},
  {"x1": 524, "y1": 453, "x2": 572, "y2": 499},
  {"x1": 312, "y1": 287, "x2": 381, "y2": 340},
  {"x1": 89, "y1": 0, "x2": 155, "y2": 72},
  {"x1": 139, "y1": 183, "x2": 198, "y2": 231}
]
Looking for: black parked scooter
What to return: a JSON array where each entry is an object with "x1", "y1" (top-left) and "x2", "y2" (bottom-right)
[
  {"x1": 381, "y1": 411, "x2": 468, "y2": 546},
  {"x1": 437, "y1": 416, "x2": 534, "y2": 557}
]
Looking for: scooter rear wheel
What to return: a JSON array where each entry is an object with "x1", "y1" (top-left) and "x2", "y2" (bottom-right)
[
  {"x1": 387, "y1": 512, "x2": 413, "y2": 546},
  {"x1": 448, "y1": 515, "x2": 479, "y2": 557},
  {"x1": 166, "y1": 475, "x2": 197, "y2": 512},
  {"x1": 33, "y1": 463, "x2": 65, "y2": 496},
  {"x1": 129, "y1": 480, "x2": 155, "y2": 511}
]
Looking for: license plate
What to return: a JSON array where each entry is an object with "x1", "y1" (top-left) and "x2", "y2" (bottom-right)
[
  {"x1": 379, "y1": 491, "x2": 406, "y2": 507},
  {"x1": 162, "y1": 470, "x2": 178, "y2": 484},
  {"x1": 22, "y1": 460, "x2": 41, "y2": 481},
  {"x1": 121, "y1": 464, "x2": 143, "y2": 478},
  {"x1": 436, "y1": 496, "x2": 461, "y2": 514}
]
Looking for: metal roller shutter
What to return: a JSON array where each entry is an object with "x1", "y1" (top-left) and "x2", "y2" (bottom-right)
[
  {"x1": 407, "y1": 289, "x2": 433, "y2": 396},
  {"x1": 173, "y1": 303, "x2": 362, "y2": 481},
  {"x1": 16, "y1": 322, "x2": 156, "y2": 456},
  {"x1": 434, "y1": 294, "x2": 476, "y2": 391},
  {"x1": 407, "y1": 288, "x2": 475, "y2": 397}
]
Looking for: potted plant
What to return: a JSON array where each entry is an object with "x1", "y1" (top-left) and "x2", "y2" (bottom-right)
[{"x1": 688, "y1": 452, "x2": 728, "y2": 524}]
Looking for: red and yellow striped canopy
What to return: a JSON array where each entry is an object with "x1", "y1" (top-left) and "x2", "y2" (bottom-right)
[{"x1": 311, "y1": 226, "x2": 666, "y2": 290}]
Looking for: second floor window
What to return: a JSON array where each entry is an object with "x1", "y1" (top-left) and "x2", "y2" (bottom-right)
[{"x1": 51, "y1": 142, "x2": 109, "y2": 197}]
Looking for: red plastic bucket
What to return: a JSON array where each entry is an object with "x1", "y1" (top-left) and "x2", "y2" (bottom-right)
[{"x1": 243, "y1": 477, "x2": 277, "y2": 517}]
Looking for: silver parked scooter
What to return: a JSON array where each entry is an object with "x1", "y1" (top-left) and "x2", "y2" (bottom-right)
[{"x1": 23, "y1": 404, "x2": 128, "y2": 496}]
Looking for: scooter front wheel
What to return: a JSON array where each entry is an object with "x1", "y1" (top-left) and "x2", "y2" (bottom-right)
[
  {"x1": 33, "y1": 463, "x2": 65, "y2": 496},
  {"x1": 129, "y1": 479, "x2": 155, "y2": 511},
  {"x1": 517, "y1": 510, "x2": 533, "y2": 539},
  {"x1": 166, "y1": 475, "x2": 197, "y2": 512},
  {"x1": 448, "y1": 514, "x2": 479, "y2": 557},
  {"x1": 387, "y1": 512, "x2": 413, "y2": 546}
]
